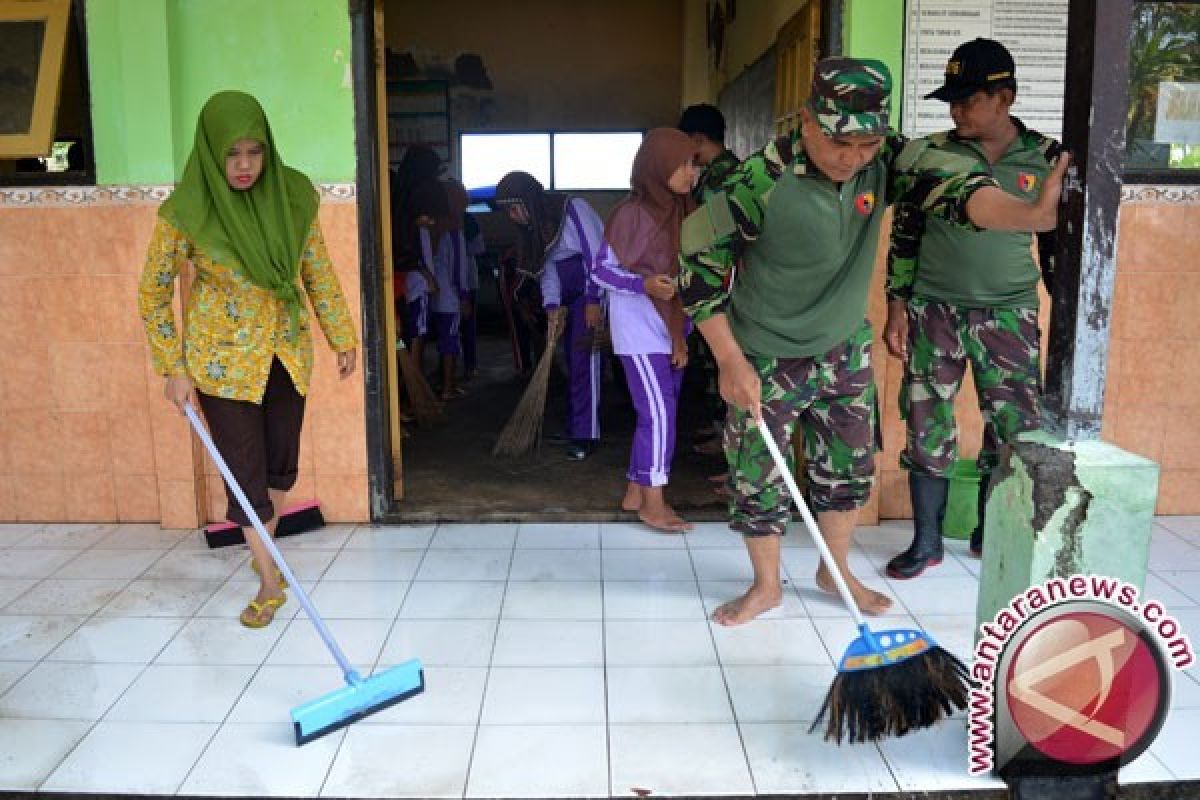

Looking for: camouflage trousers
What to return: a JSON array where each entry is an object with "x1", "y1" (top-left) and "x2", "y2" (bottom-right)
[
  {"x1": 725, "y1": 322, "x2": 876, "y2": 537},
  {"x1": 899, "y1": 297, "x2": 1041, "y2": 478}
]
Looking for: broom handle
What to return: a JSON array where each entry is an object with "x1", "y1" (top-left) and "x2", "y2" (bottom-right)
[
  {"x1": 753, "y1": 415, "x2": 868, "y2": 630},
  {"x1": 184, "y1": 404, "x2": 362, "y2": 685},
  {"x1": 420, "y1": 227, "x2": 435, "y2": 285}
]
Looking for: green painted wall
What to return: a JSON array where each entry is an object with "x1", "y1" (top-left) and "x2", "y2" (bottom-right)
[
  {"x1": 166, "y1": 0, "x2": 355, "y2": 183},
  {"x1": 87, "y1": 0, "x2": 356, "y2": 185},
  {"x1": 85, "y1": 0, "x2": 175, "y2": 185},
  {"x1": 844, "y1": 0, "x2": 905, "y2": 128}
]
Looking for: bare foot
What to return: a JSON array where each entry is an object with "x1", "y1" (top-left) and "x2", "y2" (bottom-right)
[
  {"x1": 711, "y1": 583, "x2": 783, "y2": 626},
  {"x1": 815, "y1": 567, "x2": 893, "y2": 616},
  {"x1": 637, "y1": 488, "x2": 694, "y2": 533},
  {"x1": 621, "y1": 483, "x2": 642, "y2": 513},
  {"x1": 638, "y1": 508, "x2": 692, "y2": 533}
]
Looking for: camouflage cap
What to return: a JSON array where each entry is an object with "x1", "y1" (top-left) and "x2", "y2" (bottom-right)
[{"x1": 808, "y1": 57, "x2": 892, "y2": 136}]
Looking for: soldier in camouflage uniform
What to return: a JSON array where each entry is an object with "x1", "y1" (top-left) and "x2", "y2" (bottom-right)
[
  {"x1": 678, "y1": 104, "x2": 742, "y2": 455},
  {"x1": 678, "y1": 103, "x2": 742, "y2": 204},
  {"x1": 884, "y1": 39, "x2": 1064, "y2": 579},
  {"x1": 680, "y1": 56, "x2": 1066, "y2": 625}
]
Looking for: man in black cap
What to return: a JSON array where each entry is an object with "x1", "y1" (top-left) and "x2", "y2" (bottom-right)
[{"x1": 884, "y1": 38, "x2": 1065, "y2": 580}]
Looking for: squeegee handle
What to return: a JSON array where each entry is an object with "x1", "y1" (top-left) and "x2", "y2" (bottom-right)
[
  {"x1": 184, "y1": 404, "x2": 361, "y2": 683},
  {"x1": 754, "y1": 415, "x2": 867, "y2": 629}
]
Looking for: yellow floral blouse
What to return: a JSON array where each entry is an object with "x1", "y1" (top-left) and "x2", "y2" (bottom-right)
[{"x1": 138, "y1": 216, "x2": 358, "y2": 403}]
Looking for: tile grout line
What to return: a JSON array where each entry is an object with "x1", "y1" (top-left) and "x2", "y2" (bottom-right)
[
  {"x1": 151, "y1": 529, "x2": 293, "y2": 795},
  {"x1": 1154, "y1": 518, "x2": 1200, "y2": 542},
  {"x1": 0, "y1": 522, "x2": 126, "y2": 617},
  {"x1": 73, "y1": 582, "x2": 210, "y2": 795},
  {"x1": 798, "y1": 533, "x2": 914, "y2": 795},
  {"x1": 684, "y1": 527, "x2": 760, "y2": 797},
  {"x1": 174, "y1": 526, "x2": 350, "y2": 796},
  {"x1": 459, "y1": 522, "x2": 519, "y2": 800},
  {"x1": 25, "y1": 525, "x2": 203, "y2": 792},
  {"x1": 1140, "y1": 749, "x2": 1179, "y2": 782},
  {"x1": 4, "y1": 521, "x2": 1200, "y2": 794},
  {"x1": 0, "y1": 525, "x2": 215, "y2": 730},
  {"x1": 314, "y1": 522, "x2": 420, "y2": 798},
  {"x1": 600, "y1": 520, "x2": 615, "y2": 798},
  {"x1": 694, "y1": 527, "x2": 909, "y2": 794}
]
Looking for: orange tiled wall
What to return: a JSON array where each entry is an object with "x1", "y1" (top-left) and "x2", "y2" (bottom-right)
[
  {"x1": 0, "y1": 197, "x2": 368, "y2": 527},
  {"x1": 3, "y1": 194, "x2": 1194, "y2": 525},
  {"x1": 1104, "y1": 200, "x2": 1200, "y2": 514}
]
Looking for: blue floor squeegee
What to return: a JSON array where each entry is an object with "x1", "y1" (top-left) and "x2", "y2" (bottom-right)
[{"x1": 185, "y1": 404, "x2": 424, "y2": 744}]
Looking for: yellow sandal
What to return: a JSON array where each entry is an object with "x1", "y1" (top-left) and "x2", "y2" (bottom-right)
[
  {"x1": 239, "y1": 592, "x2": 287, "y2": 629},
  {"x1": 249, "y1": 559, "x2": 289, "y2": 590}
]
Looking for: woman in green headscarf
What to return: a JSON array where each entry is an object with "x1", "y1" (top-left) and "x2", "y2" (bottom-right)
[{"x1": 138, "y1": 91, "x2": 359, "y2": 629}]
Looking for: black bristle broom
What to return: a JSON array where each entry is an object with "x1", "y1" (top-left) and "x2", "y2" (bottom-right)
[{"x1": 753, "y1": 416, "x2": 970, "y2": 743}]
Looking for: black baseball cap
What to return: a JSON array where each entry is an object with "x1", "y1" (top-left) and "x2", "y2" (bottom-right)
[{"x1": 925, "y1": 38, "x2": 1015, "y2": 103}]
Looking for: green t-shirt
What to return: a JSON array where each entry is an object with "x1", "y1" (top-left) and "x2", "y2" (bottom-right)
[
  {"x1": 729, "y1": 160, "x2": 888, "y2": 357},
  {"x1": 680, "y1": 130, "x2": 998, "y2": 359},
  {"x1": 887, "y1": 120, "x2": 1062, "y2": 309}
]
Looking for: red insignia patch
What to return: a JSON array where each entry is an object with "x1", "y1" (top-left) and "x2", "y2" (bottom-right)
[{"x1": 855, "y1": 191, "x2": 875, "y2": 216}]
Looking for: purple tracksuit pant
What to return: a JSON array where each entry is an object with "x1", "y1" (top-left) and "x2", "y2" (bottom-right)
[
  {"x1": 619, "y1": 353, "x2": 683, "y2": 487},
  {"x1": 551, "y1": 254, "x2": 600, "y2": 442}
]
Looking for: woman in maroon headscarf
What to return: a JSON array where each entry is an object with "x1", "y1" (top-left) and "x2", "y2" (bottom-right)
[{"x1": 591, "y1": 128, "x2": 699, "y2": 532}]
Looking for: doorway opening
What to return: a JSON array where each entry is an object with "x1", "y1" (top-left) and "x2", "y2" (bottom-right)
[{"x1": 352, "y1": 0, "x2": 831, "y2": 521}]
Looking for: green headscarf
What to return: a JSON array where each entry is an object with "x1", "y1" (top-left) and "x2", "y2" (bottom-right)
[{"x1": 158, "y1": 90, "x2": 318, "y2": 338}]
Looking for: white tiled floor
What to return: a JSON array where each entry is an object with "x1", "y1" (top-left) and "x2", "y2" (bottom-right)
[{"x1": 0, "y1": 518, "x2": 1198, "y2": 797}]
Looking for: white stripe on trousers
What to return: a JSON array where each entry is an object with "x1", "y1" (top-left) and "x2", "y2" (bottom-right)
[
  {"x1": 588, "y1": 350, "x2": 600, "y2": 439},
  {"x1": 411, "y1": 298, "x2": 429, "y2": 337},
  {"x1": 631, "y1": 354, "x2": 669, "y2": 485}
]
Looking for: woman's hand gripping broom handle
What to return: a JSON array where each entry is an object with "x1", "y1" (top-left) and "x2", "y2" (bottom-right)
[
  {"x1": 752, "y1": 415, "x2": 868, "y2": 631},
  {"x1": 184, "y1": 404, "x2": 362, "y2": 685}
]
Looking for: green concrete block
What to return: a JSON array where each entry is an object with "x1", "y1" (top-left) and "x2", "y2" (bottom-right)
[{"x1": 976, "y1": 431, "x2": 1160, "y2": 629}]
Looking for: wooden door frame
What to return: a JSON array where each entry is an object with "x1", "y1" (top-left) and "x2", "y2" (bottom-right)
[{"x1": 348, "y1": 0, "x2": 397, "y2": 521}]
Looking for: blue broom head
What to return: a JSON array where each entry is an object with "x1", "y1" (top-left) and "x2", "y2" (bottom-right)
[
  {"x1": 838, "y1": 625, "x2": 936, "y2": 673},
  {"x1": 292, "y1": 659, "x2": 424, "y2": 745}
]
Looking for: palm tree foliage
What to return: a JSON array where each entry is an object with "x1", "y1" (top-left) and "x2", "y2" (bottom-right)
[{"x1": 1126, "y1": 2, "x2": 1199, "y2": 161}]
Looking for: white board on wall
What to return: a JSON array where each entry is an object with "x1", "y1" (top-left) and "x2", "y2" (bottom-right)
[
  {"x1": 1155, "y1": 82, "x2": 1200, "y2": 146},
  {"x1": 902, "y1": 0, "x2": 1068, "y2": 140}
]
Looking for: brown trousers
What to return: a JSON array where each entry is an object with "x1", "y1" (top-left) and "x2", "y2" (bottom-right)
[{"x1": 197, "y1": 358, "x2": 306, "y2": 526}]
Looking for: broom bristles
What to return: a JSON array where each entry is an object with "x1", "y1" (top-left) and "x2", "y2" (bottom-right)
[
  {"x1": 493, "y1": 324, "x2": 563, "y2": 458},
  {"x1": 811, "y1": 647, "x2": 970, "y2": 744},
  {"x1": 397, "y1": 348, "x2": 445, "y2": 429}
]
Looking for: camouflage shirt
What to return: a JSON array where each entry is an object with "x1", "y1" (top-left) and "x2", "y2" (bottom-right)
[
  {"x1": 887, "y1": 118, "x2": 1062, "y2": 307},
  {"x1": 679, "y1": 129, "x2": 999, "y2": 331},
  {"x1": 693, "y1": 148, "x2": 742, "y2": 204}
]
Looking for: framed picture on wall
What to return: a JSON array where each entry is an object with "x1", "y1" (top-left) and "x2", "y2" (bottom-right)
[{"x1": 0, "y1": 0, "x2": 71, "y2": 158}]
